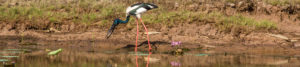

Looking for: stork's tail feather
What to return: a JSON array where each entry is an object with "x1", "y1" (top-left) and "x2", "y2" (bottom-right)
[{"x1": 106, "y1": 24, "x2": 118, "y2": 39}]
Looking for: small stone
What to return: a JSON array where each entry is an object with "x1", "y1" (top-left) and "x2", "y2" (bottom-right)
[
  {"x1": 289, "y1": 57, "x2": 298, "y2": 63},
  {"x1": 144, "y1": 57, "x2": 160, "y2": 63},
  {"x1": 49, "y1": 28, "x2": 61, "y2": 33},
  {"x1": 177, "y1": 49, "x2": 182, "y2": 52},
  {"x1": 291, "y1": 39, "x2": 298, "y2": 42},
  {"x1": 267, "y1": 34, "x2": 289, "y2": 40},
  {"x1": 144, "y1": 32, "x2": 160, "y2": 35},
  {"x1": 237, "y1": 1, "x2": 244, "y2": 7},
  {"x1": 267, "y1": 60, "x2": 288, "y2": 65},
  {"x1": 295, "y1": 33, "x2": 300, "y2": 36},
  {"x1": 226, "y1": 3, "x2": 235, "y2": 7}
]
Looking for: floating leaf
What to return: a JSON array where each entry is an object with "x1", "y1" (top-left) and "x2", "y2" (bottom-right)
[
  {"x1": 48, "y1": 48, "x2": 63, "y2": 55},
  {"x1": 4, "y1": 49, "x2": 29, "y2": 51},
  {"x1": 0, "y1": 59, "x2": 9, "y2": 62},
  {"x1": 2, "y1": 56, "x2": 19, "y2": 58},
  {"x1": 3, "y1": 49, "x2": 31, "y2": 53},
  {"x1": 195, "y1": 54, "x2": 209, "y2": 56},
  {"x1": 0, "y1": 51, "x2": 23, "y2": 54}
]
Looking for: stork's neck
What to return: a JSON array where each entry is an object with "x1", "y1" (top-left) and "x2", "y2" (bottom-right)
[
  {"x1": 124, "y1": 16, "x2": 130, "y2": 22},
  {"x1": 113, "y1": 16, "x2": 130, "y2": 24}
]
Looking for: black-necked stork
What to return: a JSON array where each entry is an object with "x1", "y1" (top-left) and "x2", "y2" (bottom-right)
[
  {"x1": 106, "y1": 3, "x2": 158, "y2": 38},
  {"x1": 105, "y1": 3, "x2": 158, "y2": 67}
]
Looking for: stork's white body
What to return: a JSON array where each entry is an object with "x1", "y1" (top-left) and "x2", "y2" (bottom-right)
[
  {"x1": 126, "y1": 6, "x2": 146, "y2": 18},
  {"x1": 126, "y1": 3, "x2": 158, "y2": 18}
]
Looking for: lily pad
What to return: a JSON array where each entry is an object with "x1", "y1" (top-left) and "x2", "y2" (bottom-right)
[
  {"x1": 0, "y1": 59, "x2": 9, "y2": 62},
  {"x1": 0, "y1": 51, "x2": 23, "y2": 54},
  {"x1": 2, "y1": 56, "x2": 19, "y2": 58},
  {"x1": 4, "y1": 49, "x2": 29, "y2": 51},
  {"x1": 48, "y1": 48, "x2": 63, "y2": 55},
  {"x1": 195, "y1": 54, "x2": 209, "y2": 56}
]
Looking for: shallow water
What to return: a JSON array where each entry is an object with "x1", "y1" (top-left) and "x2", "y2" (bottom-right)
[{"x1": 1, "y1": 46, "x2": 300, "y2": 67}]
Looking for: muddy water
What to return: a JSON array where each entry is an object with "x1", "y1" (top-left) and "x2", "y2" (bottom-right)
[
  {"x1": 1, "y1": 45, "x2": 300, "y2": 67},
  {"x1": 0, "y1": 35, "x2": 300, "y2": 67}
]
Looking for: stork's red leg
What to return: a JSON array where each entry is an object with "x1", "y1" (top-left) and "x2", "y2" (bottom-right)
[
  {"x1": 140, "y1": 18, "x2": 151, "y2": 67},
  {"x1": 135, "y1": 18, "x2": 139, "y2": 67},
  {"x1": 139, "y1": 18, "x2": 152, "y2": 51}
]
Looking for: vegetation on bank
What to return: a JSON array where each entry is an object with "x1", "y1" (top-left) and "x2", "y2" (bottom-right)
[
  {"x1": 0, "y1": 0, "x2": 279, "y2": 32},
  {"x1": 263, "y1": 0, "x2": 300, "y2": 6},
  {"x1": 226, "y1": 0, "x2": 300, "y2": 6},
  {"x1": 0, "y1": 0, "x2": 126, "y2": 26}
]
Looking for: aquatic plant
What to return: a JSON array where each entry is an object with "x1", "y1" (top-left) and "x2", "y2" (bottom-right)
[
  {"x1": 171, "y1": 41, "x2": 181, "y2": 47},
  {"x1": 171, "y1": 41, "x2": 184, "y2": 55},
  {"x1": 0, "y1": 59, "x2": 9, "y2": 62},
  {"x1": 48, "y1": 48, "x2": 63, "y2": 55},
  {"x1": 170, "y1": 61, "x2": 181, "y2": 67}
]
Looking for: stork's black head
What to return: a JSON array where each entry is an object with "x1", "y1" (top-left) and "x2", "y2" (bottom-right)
[
  {"x1": 106, "y1": 16, "x2": 130, "y2": 39},
  {"x1": 106, "y1": 19, "x2": 119, "y2": 39}
]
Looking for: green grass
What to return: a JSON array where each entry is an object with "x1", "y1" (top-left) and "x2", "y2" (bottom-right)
[
  {"x1": 0, "y1": 6, "x2": 44, "y2": 22},
  {"x1": 226, "y1": 0, "x2": 239, "y2": 3},
  {"x1": 263, "y1": 0, "x2": 290, "y2": 6},
  {"x1": 143, "y1": 9, "x2": 276, "y2": 32},
  {"x1": 225, "y1": 0, "x2": 300, "y2": 5},
  {"x1": 215, "y1": 13, "x2": 277, "y2": 32},
  {"x1": 142, "y1": 8, "x2": 208, "y2": 26},
  {"x1": 262, "y1": 0, "x2": 300, "y2": 6},
  {"x1": 0, "y1": 0, "x2": 125, "y2": 25},
  {"x1": 0, "y1": 0, "x2": 278, "y2": 32}
]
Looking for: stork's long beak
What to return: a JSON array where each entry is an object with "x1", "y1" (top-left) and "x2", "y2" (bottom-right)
[{"x1": 106, "y1": 24, "x2": 118, "y2": 39}]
